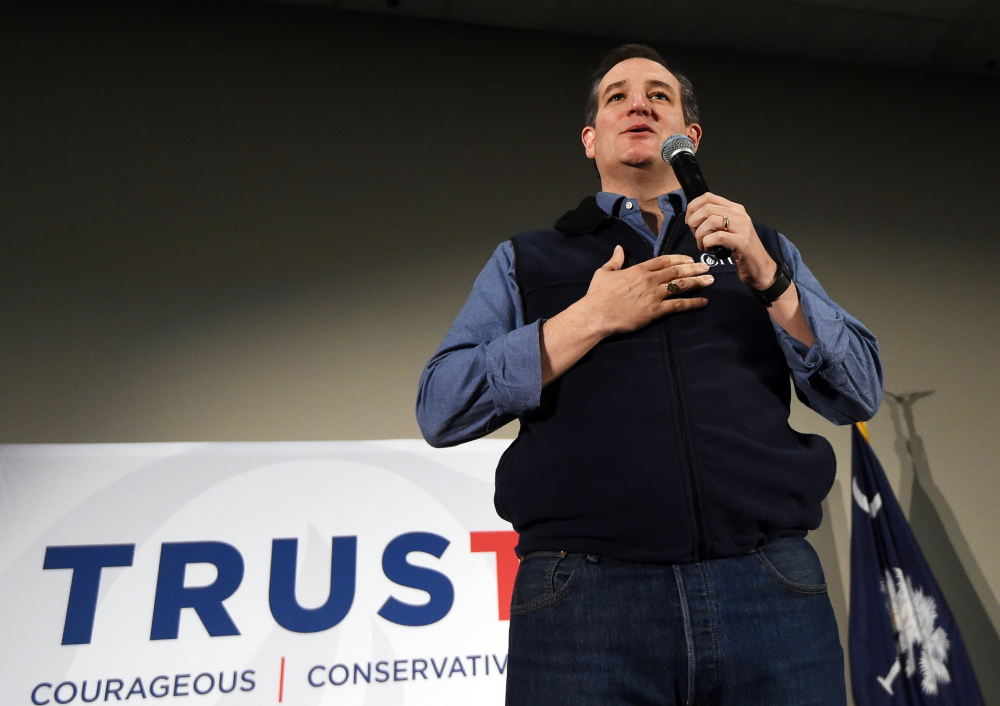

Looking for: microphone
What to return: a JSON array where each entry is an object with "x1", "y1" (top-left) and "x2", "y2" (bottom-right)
[{"x1": 661, "y1": 135, "x2": 731, "y2": 260}]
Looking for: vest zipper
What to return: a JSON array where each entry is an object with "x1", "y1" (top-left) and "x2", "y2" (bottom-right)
[
  {"x1": 662, "y1": 212, "x2": 707, "y2": 561},
  {"x1": 610, "y1": 202, "x2": 707, "y2": 561}
]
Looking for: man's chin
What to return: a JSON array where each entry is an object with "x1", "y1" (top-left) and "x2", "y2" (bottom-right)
[{"x1": 621, "y1": 156, "x2": 658, "y2": 169}]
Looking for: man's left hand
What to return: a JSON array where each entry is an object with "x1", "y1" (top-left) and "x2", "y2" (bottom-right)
[{"x1": 686, "y1": 192, "x2": 777, "y2": 290}]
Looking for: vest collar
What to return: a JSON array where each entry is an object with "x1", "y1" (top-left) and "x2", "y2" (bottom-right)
[{"x1": 553, "y1": 196, "x2": 615, "y2": 236}]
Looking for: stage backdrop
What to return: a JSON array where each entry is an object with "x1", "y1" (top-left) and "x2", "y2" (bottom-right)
[{"x1": 0, "y1": 440, "x2": 516, "y2": 705}]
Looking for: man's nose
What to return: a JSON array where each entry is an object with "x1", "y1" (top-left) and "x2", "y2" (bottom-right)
[{"x1": 628, "y1": 92, "x2": 650, "y2": 114}]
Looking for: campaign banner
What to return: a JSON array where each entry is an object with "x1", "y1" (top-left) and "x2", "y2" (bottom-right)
[{"x1": 0, "y1": 440, "x2": 516, "y2": 705}]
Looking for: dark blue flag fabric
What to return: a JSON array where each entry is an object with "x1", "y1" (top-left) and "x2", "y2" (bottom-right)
[{"x1": 849, "y1": 423, "x2": 984, "y2": 705}]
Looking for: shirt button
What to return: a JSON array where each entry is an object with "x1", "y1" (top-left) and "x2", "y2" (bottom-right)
[{"x1": 625, "y1": 201, "x2": 633, "y2": 209}]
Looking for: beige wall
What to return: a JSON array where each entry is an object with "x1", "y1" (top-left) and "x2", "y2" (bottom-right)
[{"x1": 3, "y1": 1, "x2": 999, "y2": 701}]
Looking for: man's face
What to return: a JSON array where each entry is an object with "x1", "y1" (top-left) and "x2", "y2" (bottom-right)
[{"x1": 582, "y1": 58, "x2": 701, "y2": 177}]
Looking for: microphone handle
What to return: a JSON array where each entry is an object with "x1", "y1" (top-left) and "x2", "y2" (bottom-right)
[{"x1": 670, "y1": 152, "x2": 731, "y2": 260}]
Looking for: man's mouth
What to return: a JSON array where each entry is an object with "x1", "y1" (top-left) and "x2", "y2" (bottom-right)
[{"x1": 625, "y1": 124, "x2": 654, "y2": 134}]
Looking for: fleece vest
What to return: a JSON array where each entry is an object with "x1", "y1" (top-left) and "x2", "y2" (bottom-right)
[{"x1": 495, "y1": 196, "x2": 836, "y2": 563}]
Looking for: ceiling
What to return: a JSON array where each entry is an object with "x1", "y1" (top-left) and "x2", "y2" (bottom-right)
[{"x1": 257, "y1": 0, "x2": 1000, "y2": 76}]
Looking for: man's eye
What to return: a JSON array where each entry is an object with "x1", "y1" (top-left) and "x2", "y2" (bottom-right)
[
  {"x1": 608, "y1": 93, "x2": 624, "y2": 102},
  {"x1": 651, "y1": 92, "x2": 669, "y2": 100}
]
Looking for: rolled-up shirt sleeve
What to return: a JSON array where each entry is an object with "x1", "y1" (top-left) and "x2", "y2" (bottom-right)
[
  {"x1": 416, "y1": 242, "x2": 542, "y2": 447},
  {"x1": 772, "y1": 233, "x2": 884, "y2": 424}
]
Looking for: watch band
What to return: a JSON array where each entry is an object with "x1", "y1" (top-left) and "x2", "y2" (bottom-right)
[{"x1": 752, "y1": 260, "x2": 792, "y2": 307}]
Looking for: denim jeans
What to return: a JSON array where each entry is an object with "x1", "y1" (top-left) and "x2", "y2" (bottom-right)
[{"x1": 505, "y1": 537, "x2": 846, "y2": 705}]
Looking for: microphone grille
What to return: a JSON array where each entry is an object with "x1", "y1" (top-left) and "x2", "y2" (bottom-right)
[{"x1": 661, "y1": 134, "x2": 696, "y2": 165}]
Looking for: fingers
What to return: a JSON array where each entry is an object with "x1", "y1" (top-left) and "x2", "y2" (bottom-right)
[
  {"x1": 636, "y1": 253, "x2": 698, "y2": 272},
  {"x1": 685, "y1": 193, "x2": 747, "y2": 233},
  {"x1": 653, "y1": 260, "x2": 710, "y2": 285},
  {"x1": 662, "y1": 273, "x2": 714, "y2": 297},
  {"x1": 602, "y1": 244, "x2": 625, "y2": 271},
  {"x1": 660, "y1": 295, "x2": 709, "y2": 315}
]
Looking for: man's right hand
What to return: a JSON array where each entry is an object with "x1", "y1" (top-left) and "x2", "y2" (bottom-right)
[{"x1": 539, "y1": 246, "x2": 712, "y2": 385}]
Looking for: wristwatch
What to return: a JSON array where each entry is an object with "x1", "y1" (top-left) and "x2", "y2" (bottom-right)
[{"x1": 752, "y1": 260, "x2": 792, "y2": 307}]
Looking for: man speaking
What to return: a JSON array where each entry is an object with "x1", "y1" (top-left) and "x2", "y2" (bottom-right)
[{"x1": 417, "y1": 43, "x2": 882, "y2": 705}]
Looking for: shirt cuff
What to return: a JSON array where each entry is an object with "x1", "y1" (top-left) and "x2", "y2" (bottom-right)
[
  {"x1": 773, "y1": 284, "x2": 850, "y2": 388},
  {"x1": 484, "y1": 319, "x2": 543, "y2": 416}
]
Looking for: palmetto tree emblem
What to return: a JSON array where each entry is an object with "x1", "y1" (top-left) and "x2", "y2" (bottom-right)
[{"x1": 878, "y1": 568, "x2": 952, "y2": 695}]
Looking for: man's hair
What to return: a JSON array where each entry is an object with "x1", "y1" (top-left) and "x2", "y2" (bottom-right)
[{"x1": 584, "y1": 44, "x2": 699, "y2": 128}]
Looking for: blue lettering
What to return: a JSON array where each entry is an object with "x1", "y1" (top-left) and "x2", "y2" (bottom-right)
[
  {"x1": 377, "y1": 532, "x2": 454, "y2": 626},
  {"x1": 375, "y1": 661, "x2": 390, "y2": 683},
  {"x1": 240, "y1": 670, "x2": 255, "y2": 692},
  {"x1": 193, "y1": 674, "x2": 213, "y2": 695},
  {"x1": 307, "y1": 667, "x2": 324, "y2": 688},
  {"x1": 31, "y1": 683, "x2": 51, "y2": 705},
  {"x1": 104, "y1": 678, "x2": 124, "y2": 700},
  {"x1": 329, "y1": 665, "x2": 349, "y2": 686},
  {"x1": 448, "y1": 658, "x2": 467, "y2": 677},
  {"x1": 430, "y1": 658, "x2": 447, "y2": 678},
  {"x1": 43, "y1": 544, "x2": 134, "y2": 645},
  {"x1": 149, "y1": 675, "x2": 169, "y2": 697},
  {"x1": 218, "y1": 672, "x2": 237, "y2": 694},
  {"x1": 173, "y1": 673, "x2": 190, "y2": 696},
  {"x1": 393, "y1": 660, "x2": 408, "y2": 681},
  {"x1": 412, "y1": 659, "x2": 428, "y2": 680},
  {"x1": 492, "y1": 653, "x2": 508, "y2": 674},
  {"x1": 53, "y1": 682, "x2": 76, "y2": 704},
  {"x1": 268, "y1": 537, "x2": 357, "y2": 633},
  {"x1": 353, "y1": 663, "x2": 371, "y2": 684},
  {"x1": 125, "y1": 678, "x2": 145, "y2": 698},
  {"x1": 150, "y1": 542, "x2": 244, "y2": 640},
  {"x1": 81, "y1": 680, "x2": 101, "y2": 703},
  {"x1": 467, "y1": 655, "x2": 480, "y2": 676}
]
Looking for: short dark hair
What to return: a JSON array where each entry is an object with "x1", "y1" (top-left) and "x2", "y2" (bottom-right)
[{"x1": 584, "y1": 44, "x2": 699, "y2": 128}]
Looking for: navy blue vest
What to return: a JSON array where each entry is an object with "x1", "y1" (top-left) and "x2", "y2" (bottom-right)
[{"x1": 495, "y1": 197, "x2": 836, "y2": 563}]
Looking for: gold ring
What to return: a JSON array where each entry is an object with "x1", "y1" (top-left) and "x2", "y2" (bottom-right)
[
  {"x1": 723, "y1": 216, "x2": 729, "y2": 231},
  {"x1": 665, "y1": 281, "x2": 680, "y2": 295}
]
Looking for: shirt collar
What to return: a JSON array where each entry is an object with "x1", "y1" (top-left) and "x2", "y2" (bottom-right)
[{"x1": 596, "y1": 189, "x2": 687, "y2": 218}]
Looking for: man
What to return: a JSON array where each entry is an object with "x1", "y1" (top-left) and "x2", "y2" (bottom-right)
[{"x1": 417, "y1": 44, "x2": 881, "y2": 705}]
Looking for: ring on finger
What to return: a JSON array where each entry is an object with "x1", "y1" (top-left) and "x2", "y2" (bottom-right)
[
  {"x1": 665, "y1": 281, "x2": 680, "y2": 295},
  {"x1": 722, "y1": 216, "x2": 730, "y2": 231}
]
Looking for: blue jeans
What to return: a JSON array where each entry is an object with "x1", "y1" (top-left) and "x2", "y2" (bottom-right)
[{"x1": 505, "y1": 537, "x2": 846, "y2": 705}]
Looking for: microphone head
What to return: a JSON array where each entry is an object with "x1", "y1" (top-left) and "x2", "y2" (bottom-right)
[{"x1": 661, "y1": 134, "x2": 696, "y2": 165}]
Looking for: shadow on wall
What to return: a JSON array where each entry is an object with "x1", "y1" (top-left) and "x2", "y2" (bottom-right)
[
  {"x1": 814, "y1": 480, "x2": 849, "y2": 642},
  {"x1": 887, "y1": 391, "x2": 1000, "y2": 703},
  {"x1": 813, "y1": 477, "x2": 854, "y2": 700}
]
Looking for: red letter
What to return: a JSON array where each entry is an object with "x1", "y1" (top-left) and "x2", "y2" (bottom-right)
[{"x1": 469, "y1": 531, "x2": 519, "y2": 621}]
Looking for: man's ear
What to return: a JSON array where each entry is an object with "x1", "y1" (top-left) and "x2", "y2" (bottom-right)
[
  {"x1": 686, "y1": 123, "x2": 703, "y2": 151},
  {"x1": 581, "y1": 125, "x2": 596, "y2": 160}
]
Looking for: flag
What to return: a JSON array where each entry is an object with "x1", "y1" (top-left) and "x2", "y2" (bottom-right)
[{"x1": 849, "y1": 423, "x2": 984, "y2": 705}]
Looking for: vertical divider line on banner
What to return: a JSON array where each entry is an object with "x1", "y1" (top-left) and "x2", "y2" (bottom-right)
[{"x1": 278, "y1": 656, "x2": 285, "y2": 703}]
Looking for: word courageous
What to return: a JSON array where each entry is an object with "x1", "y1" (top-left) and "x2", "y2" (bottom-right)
[
  {"x1": 31, "y1": 671, "x2": 255, "y2": 705},
  {"x1": 43, "y1": 531, "x2": 518, "y2": 645},
  {"x1": 309, "y1": 654, "x2": 508, "y2": 688}
]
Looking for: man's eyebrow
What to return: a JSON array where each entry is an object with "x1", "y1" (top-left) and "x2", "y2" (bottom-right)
[
  {"x1": 601, "y1": 80, "x2": 628, "y2": 97},
  {"x1": 601, "y1": 79, "x2": 675, "y2": 97},
  {"x1": 646, "y1": 80, "x2": 675, "y2": 93}
]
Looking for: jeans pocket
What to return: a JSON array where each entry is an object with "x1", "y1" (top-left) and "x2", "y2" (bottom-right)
[
  {"x1": 510, "y1": 551, "x2": 586, "y2": 614},
  {"x1": 754, "y1": 537, "x2": 827, "y2": 594}
]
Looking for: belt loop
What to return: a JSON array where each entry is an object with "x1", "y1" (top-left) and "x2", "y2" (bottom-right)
[{"x1": 586, "y1": 554, "x2": 601, "y2": 564}]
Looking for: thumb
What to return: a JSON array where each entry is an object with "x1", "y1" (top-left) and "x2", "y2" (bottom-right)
[{"x1": 602, "y1": 245, "x2": 624, "y2": 271}]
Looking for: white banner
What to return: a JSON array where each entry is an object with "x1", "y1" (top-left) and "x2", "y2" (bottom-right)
[{"x1": 0, "y1": 440, "x2": 516, "y2": 705}]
